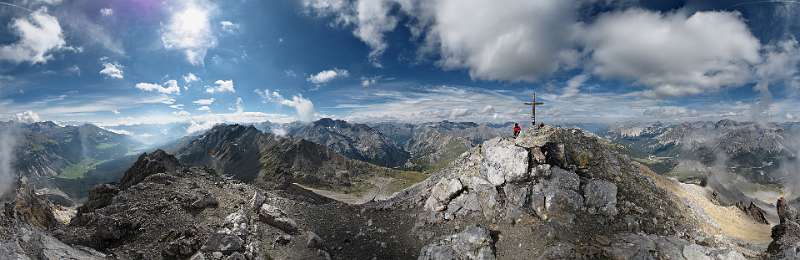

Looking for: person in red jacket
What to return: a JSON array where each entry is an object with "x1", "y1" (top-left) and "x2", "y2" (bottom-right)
[{"x1": 513, "y1": 123, "x2": 521, "y2": 138}]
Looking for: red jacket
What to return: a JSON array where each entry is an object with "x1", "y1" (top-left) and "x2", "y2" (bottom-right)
[{"x1": 513, "y1": 125, "x2": 521, "y2": 134}]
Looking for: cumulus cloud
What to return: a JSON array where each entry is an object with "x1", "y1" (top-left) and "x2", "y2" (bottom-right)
[
  {"x1": 584, "y1": 9, "x2": 761, "y2": 98},
  {"x1": 193, "y1": 98, "x2": 215, "y2": 106},
  {"x1": 183, "y1": 72, "x2": 200, "y2": 83},
  {"x1": 99, "y1": 62, "x2": 124, "y2": 79},
  {"x1": 14, "y1": 110, "x2": 40, "y2": 123},
  {"x1": 161, "y1": 0, "x2": 217, "y2": 65},
  {"x1": 206, "y1": 79, "x2": 235, "y2": 93},
  {"x1": 135, "y1": 80, "x2": 181, "y2": 94},
  {"x1": 220, "y1": 21, "x2": 240, "y2": 33},
  {"x1": 304, "y1": 0, "x2": 579, "y2": 80},
  {"x1": 169, "y1": 104, "x2": 185, "y2": 110},
  {"x1": 197, "y1": 106, "x2": 210, "y2": 111},
  {"x1": 307, "y1": 68, "x2": 349, "y2": 85},
  {"x1": 255, "y1": 89, "x2": 316, "y2": 122},
  {"x1": 100, "y1": 8, "x2": 113, "y2": 16},
  {"x1": 0, "y1": 8, "x2": 69, "y2": 64}
]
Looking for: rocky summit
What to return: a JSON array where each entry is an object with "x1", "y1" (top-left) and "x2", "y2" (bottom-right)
[{"x1": 2, "y1": 125, "x2": 790, "y2": 259}]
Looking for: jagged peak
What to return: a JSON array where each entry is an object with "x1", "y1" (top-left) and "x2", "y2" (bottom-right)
[{"x1": 118, "y1": 149, "x2": 181, "y2": 189}]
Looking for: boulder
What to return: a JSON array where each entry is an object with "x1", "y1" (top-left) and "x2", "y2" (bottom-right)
[
  {"x1": 529, "y1": 169, "x2": 584, "y2": 224},
  {"x1": 480, "y1": 138, "x2": 529, "y2": 186},
  {"x1": 306, "y1": 231, "x2": 323, "y2": 249},
  {"x1": 583, "y1": 180, "x2": 618, "y2": 217},
  {"x1": 249, "y1": 192, "x2": 266, "y2": 211},
  {"x1": 190, "y1": 192, "x2": 219, "y2": 210},
  {"x1": 201, "y1": 233, "x2": 244, "y2": 253},
  {"x1": 259, "y1": 204, "x2": 299, "y2": 234},
  {"x1": 418, "y1": 225, "x2": 495, "y2": 260},
  {"x1": 424, "y1": 178, "x2": 464, "y2": 212}
]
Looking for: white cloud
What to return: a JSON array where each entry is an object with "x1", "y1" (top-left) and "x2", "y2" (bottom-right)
[
  {"x1": 99, "y1": 62, "x2": 124, "y2": 79},
  {"x1": 303, "y1": 0, "x2": 397, "y2": 66},
  {"x1": 255, "y1": 89, "x2": 316, "y2": 122},
  {"x1": 755, "y1": 39, "x2": 800, "y2": 93},
  {"x1": 169, "y1": 104, "x2": 185, "y2": 110},
  {"x1": 421, "y1": 0, "x2": 578, "y2": 82},
  {"x1": 161, "y1": 0, "x2": 217, "y2": 65},
  {"x1": 135, "y1": 80, "x2": 181, "y2": 94},
  {"x1": 341, "y1": 86, "x2": 524, "y2": 123},
  {"x1": 307, "y1": 68, "x2": 349, "y2": 85},
  {"x1": 193, "y1": 98, "x2": 215, "y2": 106},
  {"x1": 584, "y1": 9, "x2": 761, "y2": 98},
  {"x1": 14, "y1": 111, "x2": 40, "y2": 123},
  {"x1": 361, "y1": 76, "x2": 378, "y2": 87},
  {"x1": 0, "y1": 8, "x2": 68, "y2": 64},
  {"x1": 206, "y1": 79, "x2": 235, "y2": 93},
  {"x1": 183, "y1": 72, "x2": 200, "y2": 83},
  {"x1": 100, "y1": 8, "x2": 113, "y2": 16},
  {"x1": 197, "y1": 106, "x2": 211, "y2": 111},
  {"x1": 232, "y1": 97, "x2": 244, "y2": 113},
  {"x1": 305, "y1": 0, "x2": 578, "y2": 79},
  {"x1": 561, "y1": 74, "x2": 588, "y2": 98},
  {"x1": 174, "y1": 110, "x2": 191, "y2": 117},
  {"x1": 220, "y1": 20, "x2": 240, "y2": 33}
]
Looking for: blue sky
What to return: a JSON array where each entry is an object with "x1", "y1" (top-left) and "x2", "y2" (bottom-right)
[{"x1": 1, "y1": 0, "x2": 800, "y2": 132}]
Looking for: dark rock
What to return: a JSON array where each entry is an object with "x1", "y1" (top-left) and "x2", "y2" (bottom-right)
[
  {"x1": 190, "y1": 192, "x2": 219, "y2": 210},
  {"x1": 583, "y1": 180, "x2": 618, "y2": 217},
  {"x1": 119, "y1": 150, "x2": 180, "y2": 190},
  {"x1": 735, "y1": 201, "x2": 768, "y2": 225},
  {"x1": 306, "y1": 231, "x2": 323, "y2": 249},
  {"x1": 14, "y1": 181, "x2": 57, "y2": 229},
  {"x1": 542, "y1": 142, "x2": 566, "y2": 168},
  {"x1": 201, "y1": 233, "x2": 244, "y2": 253},
  {"x1": 76, "y1": 184, "x2": 119, "y2": 215}
]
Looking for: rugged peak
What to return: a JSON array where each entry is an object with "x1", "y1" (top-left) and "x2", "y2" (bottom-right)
[
  {"x1": 118, "y1": 149, "x2": 181, "y2": 189},
  {"x1": 313, "y1": 118, "x2": 339, "y2": 127},
  {"x1": 13, "y1": 179, "x2": 57, "y2": 230}
]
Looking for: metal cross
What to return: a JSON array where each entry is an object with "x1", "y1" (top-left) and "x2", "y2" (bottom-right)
[{"x1": 524, "y1": 93, "x2": 544, "y2": 126}]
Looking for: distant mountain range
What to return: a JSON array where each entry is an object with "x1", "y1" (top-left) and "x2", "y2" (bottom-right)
[
  {"x1": 604, "y1": 119, "x2": 800, "y2": 184},
  {"x1": 0, "y1": 121, "x2": 142, "y2": 180},
  {"x1": 253, "y1": 119, "x2": 513, "y2": 171},
  {"x1": 174, "y1": 124, "x2": 406, "y2": 190}
]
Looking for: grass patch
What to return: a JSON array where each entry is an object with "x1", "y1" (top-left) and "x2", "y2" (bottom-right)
[
  {"x1": 57, "y1": 159, "x2": 106, "y2": 180},
  {"x1": 387, "y1": 170, "x2": 428, "y2": 193},
  {"x1": 96, "y1": 143, "x2": 118, "y2": 150}
]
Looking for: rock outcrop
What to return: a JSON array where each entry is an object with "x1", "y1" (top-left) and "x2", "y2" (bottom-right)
[
  {"x1": 418, "y1": 225, "x2": 496, "y2": 260},
  {"x1": 118, "y1": 149, "x2": 180, "y2": 189},
  {"x1": 768, "y1": 197, "x2": 800, "y2": 259}
]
